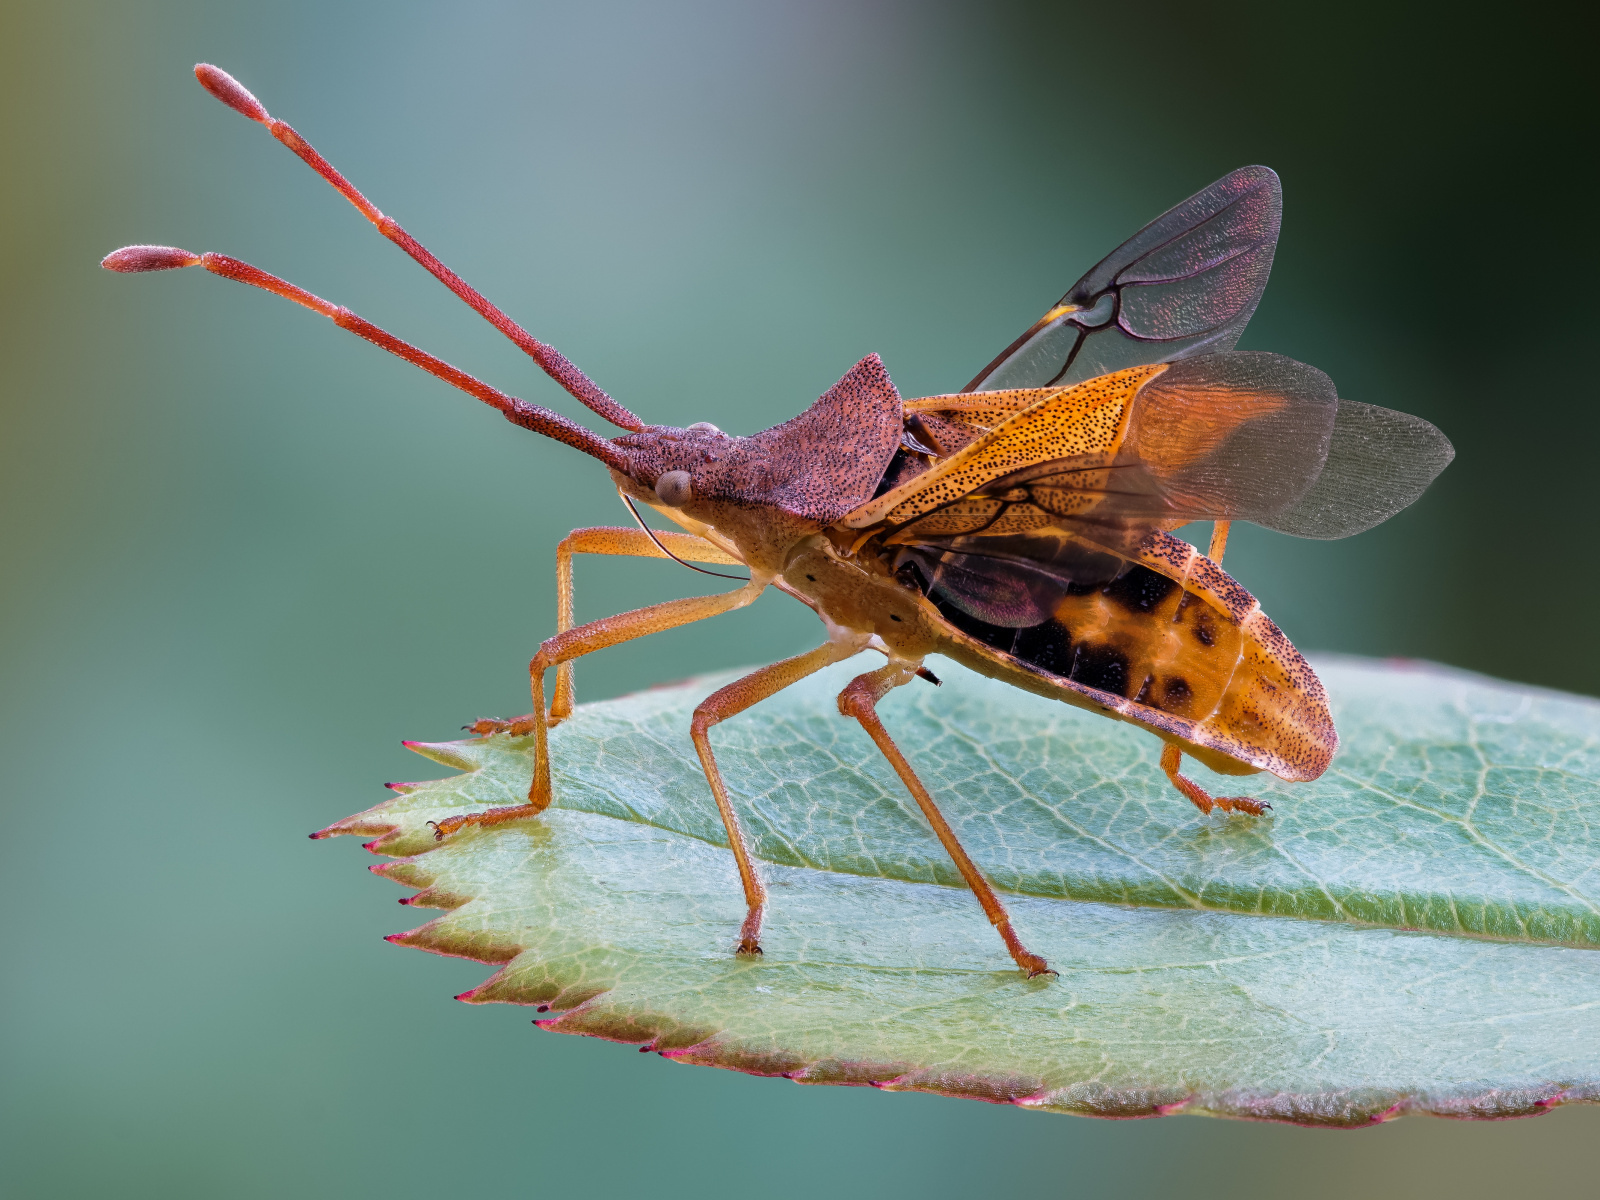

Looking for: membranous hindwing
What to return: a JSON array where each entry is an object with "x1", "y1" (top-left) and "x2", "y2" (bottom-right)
[{"x1": 964, "y1": 166, "x2": 1282, "y2": 393}]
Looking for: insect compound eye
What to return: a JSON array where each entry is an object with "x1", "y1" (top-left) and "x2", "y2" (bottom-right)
[
  {"x1": 687, "y1": 421, "x2": 721, "y2": 434},
  {"x1": 654, "y1": 470, "x2": 694, "y2": 507}
]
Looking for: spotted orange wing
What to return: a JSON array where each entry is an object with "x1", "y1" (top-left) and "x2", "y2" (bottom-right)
[
  {"x1": 854, "y1": 352, "x2": 1338, "y2": 540},
  {"x1": 848, "y1": 351, "x2": 1364, "y2": 628}
]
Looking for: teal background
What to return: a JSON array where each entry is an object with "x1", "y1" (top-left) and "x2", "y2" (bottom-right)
[{"x1": 2, "y1": 2, "x2": 1595, "y2": 1197}]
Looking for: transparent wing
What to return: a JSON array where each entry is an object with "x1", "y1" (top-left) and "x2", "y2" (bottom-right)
[
  {"x1": 964, "y1": 166, "x2": 1282, "y2": 393},
  {"x1": 862, "y1": 354, "x2": 1453, "y2": 634},
  {"x1": 1261, "y1": 400, "x2": 1454, "y2": 538},
  {"x1": 879, "y1": 378, "x2": 1453, "y2": 627}
]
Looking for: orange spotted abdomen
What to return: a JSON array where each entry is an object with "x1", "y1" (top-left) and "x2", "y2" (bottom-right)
[{"x1": 926, "y1": 532, "x2": 1336, "y2": 782}]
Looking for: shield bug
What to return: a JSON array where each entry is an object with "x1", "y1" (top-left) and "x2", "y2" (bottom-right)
[{"x1": 104, "y1": 65, "x2": 1453, "y2": 977}]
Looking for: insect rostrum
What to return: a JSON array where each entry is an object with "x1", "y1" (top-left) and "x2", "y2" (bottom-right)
[{"x1": 104, "y1": 65, "x2": 1453, "y2": 977}]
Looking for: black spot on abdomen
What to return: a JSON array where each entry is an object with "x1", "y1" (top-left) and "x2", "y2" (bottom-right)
[
  {"x1": 1070, "y1": 643, "x2": 1131, "y2": 697},
  {"x1": 1013, "y1": 619, "x2": 1074, "y2": 675},
  {"x1": 1102, "y1": 565, "x2": 1177, "y2": 613},
  {"x1": 1159, "y1": 676, "x2": 1193, "y2": 714}
]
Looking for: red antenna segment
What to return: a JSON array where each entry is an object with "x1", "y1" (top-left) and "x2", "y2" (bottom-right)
[
  {"x1": 102, "y1": 245, "x2": 632, "y2": 473},
  {"x1": 192, "y1": 63, "x2": 647, "y2": 434}
]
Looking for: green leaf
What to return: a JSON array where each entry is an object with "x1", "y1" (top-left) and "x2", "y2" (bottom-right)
[{"x1": 319, "y1": 656, "x2": 1600, "y2": 1125}]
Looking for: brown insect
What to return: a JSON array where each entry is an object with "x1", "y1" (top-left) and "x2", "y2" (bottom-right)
[{"x1": 105, "y1": 66, "x2": 1453, "y2": 977}]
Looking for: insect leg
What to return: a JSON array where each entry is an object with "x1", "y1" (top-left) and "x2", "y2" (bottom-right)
[
  {"x1": 1158, "y1": 743, "x2": 1269, "y2": 816},
  {"x1": 189, "y1": 65, "x2": 644, "y2": 432},
  {"x1": 434, "y1": 578, "x2": 768, "y2": 840},
  {"x1": 548, "y1": 527, "x2": 743, "y2": 723},
  {"x1": 837, "y1": 664, "x2": 1055, "y2": 978},
  {"x1": 690, "y1": 642, "x2": 864, "y2": 956},
  {"x1": 1207, "y1": 520, "x2": 1231, "y2": 564}
]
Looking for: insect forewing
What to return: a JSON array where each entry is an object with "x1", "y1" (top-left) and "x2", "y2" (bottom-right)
[
  {"x1": 854, "y1": 352, "x2": 1337, "y2": 537},
  {"x1": 964, "y1": 166, "x2": 1282, "y2": 393},
  {"x1": 847, "y1": 352, "x2": 1360, "y2": 624}
]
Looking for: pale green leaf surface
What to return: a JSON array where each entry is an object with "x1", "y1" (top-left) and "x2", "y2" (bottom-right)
[{"x1": 321, "y1": 656, "x2": 1600, "y2": 1124}]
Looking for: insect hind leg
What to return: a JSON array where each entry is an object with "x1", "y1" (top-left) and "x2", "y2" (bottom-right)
[
  {"x1": 1158, "y1": 742, "x2": 1269, "y2": 816},
  {"x1": 837, "y1": 663, "x2": 1054, "y2": 978}
]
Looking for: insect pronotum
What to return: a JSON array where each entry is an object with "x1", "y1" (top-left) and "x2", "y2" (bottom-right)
[{"x1": 105, "y1": 65, "x2": 1453, "y2": 977}]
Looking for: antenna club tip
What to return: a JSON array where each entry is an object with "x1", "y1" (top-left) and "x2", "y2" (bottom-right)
[
  {"x1": 194, "y1": 63, "x2": 269, "y2": 123},
  {"x1": 101, "y1": 245, "x2": 202, "y2": 273}
]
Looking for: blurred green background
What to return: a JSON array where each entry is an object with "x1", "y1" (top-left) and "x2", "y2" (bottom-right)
[{"x1": 3, "y1": 1, "x2": 1595, "y2": 1196}]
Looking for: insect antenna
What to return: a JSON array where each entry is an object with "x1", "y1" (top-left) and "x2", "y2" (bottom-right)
[
  {"x1": 100, "y1": 245, "x2": 631, "y2": 472},
  {"x1": 190, "y1": 63, "x2": 647, "y2": 434},
  {"x1": 619, "y1": 493, "x2": 749, "y2": 581}
]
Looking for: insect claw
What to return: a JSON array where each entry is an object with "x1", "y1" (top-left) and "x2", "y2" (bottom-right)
[
  {"x1": 916, "y1": 666, "x2": 942, "y2": 685},
  {"x1": 1218, "y1": 796, "x2": 1271, "y2": 817}
]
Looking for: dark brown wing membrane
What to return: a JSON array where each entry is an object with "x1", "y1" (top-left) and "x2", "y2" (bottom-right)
[
  {"x1": 964, "y1": 166, "x2": 1282, "y2": 393},
  {"x1": 1261, "y1": 400, "x2": 1454, "y2": 538}
]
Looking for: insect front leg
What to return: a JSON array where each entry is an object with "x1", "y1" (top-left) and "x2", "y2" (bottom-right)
[
  {"x1": 1158, "y1": 743, "x2": 1269, "y2": 817},
  {"x1": 837, "y1": 663, "x2": 1055, "y2": 979},
  {"x1": 471, "y1": 526, "x2": 746, "y2": 732},
  {"x1": 546, "y1": 526, "x2": 743, "y2": 724},
  {"x1": 433, "y1": 577, "x2": 767, "y2": 840},
  {"x1": 689, "y1": 640, "x2": 865, "y2": 956}
]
